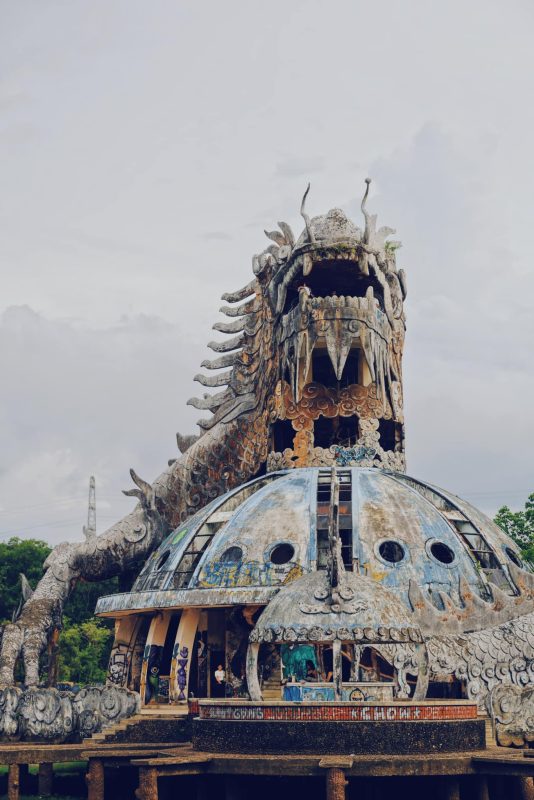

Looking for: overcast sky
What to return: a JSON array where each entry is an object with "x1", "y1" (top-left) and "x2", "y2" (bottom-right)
[{"x1": 1, "y1": 0, "x2": 533, "y2": 546}]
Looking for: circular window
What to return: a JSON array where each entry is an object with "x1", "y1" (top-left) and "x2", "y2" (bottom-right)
[
  {"x1": 156, "y1": 550, "x2": 171, "y2": 571},
  {"x1": 221, "y1": 546, "x2": 243, "y2": 563},
  {"x1": 505, "y1": 547, "x2": 522, "y2": 567},
  {"x1": 430, "y1": 542, "x2": 456, "y2": 565},
  {"x1": 378, "y1": 540, "x2": 405, "y2": 564},
  {"x1": 270, "y1": 543, "x2": 295, "y2": 565}
]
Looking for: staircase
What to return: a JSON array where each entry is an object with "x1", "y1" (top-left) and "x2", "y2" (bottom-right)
[
  {"x1": 83, "y1": 705, "x2": 192, "y2": 746},
  {"x1": 478, "y1": 710, "x2": 496, "y2": 747},
  {"x1": 261, "y1": 677, "x2": 282, "y2": 701}
]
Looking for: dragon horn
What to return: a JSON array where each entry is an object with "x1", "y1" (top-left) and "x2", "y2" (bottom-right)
[
  {"x1": 300, "y1": 183, "x2": 315, "y2": 244},
  {"x1": 360, "y1": 177, "x2": 373, "y2": 243},
  {"x1": 122, "y1": 469, "x2": 155, "y2": 509}
]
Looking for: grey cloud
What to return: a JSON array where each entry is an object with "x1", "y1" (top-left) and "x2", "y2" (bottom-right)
[
  {"x1": 0, "y1": 306, "x2": 202, "y2": 544},
  {"x1": 0, "y1": 1, "x2": 533, "y2": 543},
  {"x1": 200, "y1": 231, "x2": 232, "y2": 242},
  {"x1": 275, "y1": 156, "x2": 326, "y2": 178}
]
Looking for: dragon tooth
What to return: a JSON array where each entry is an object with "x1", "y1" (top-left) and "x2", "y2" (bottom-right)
[
  {"x1": 335, "y1": 330, "x2": 353, "y2": 381},
  {"x1": 324, "y1": 325, "x2": 339, "y2": 379},
  {"x1": 324, "y1": 321, "x2": 353, "y2": 382},
  {"x1": 303, "y1": 252, "x2": 313, "y2": 276},
  {"x1": 359, "y1": 325, "x2": 376, "y2": 382},
  {"x1": 275, "y1": 285, "x2": 288, "y2": 314}
]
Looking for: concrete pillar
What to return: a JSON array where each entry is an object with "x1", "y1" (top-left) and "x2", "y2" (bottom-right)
[
  {"x1": 136, "y1": 767, "x2": 159, "y2": 800},
  {"x1": 141, "y1": 611, "x2": 172, "y2": 704},
  {"x1": 515, "y1": 777, "x2": 534, "y2": 800},
  {"x1": 487, "y1": 776, "x2": 507, "y2": 800},
  {"x1": 171, "y1": 607, "x2": 201, "y2": 702},
  {"x1": 326, "y1": 767, "x2": 347, "y2": 800},
  {"x1": 475, "y1": 775, "x2": 490, "y2": 800},
  {"x1": 440, "y1": 777, "x2": 460, "y2": 800},
  {"x1": 332, "y1": 640, "x2": 342, "y2": 701},
  {"x1": 38, "y1": 762, "x2": 54, "y2": 797},
  {"x1": 106, "y1": 615, "x2": 141, "y2": 687},
  {"x1": 18, "y1": 764, "x2": 29, "y2": 794},
  {"x1": 245, "y1": 642, "x2": 261, "y2": 701},
  {"x1": 412, "y1": 641, "x2": 430, "y2": 700},
  {"x1": 38, "y1": 762, "x2": 54, "y2": 796},
  {"x1": 86, "y1": 758, "x2": 105, "y2": 800},
  {"x1": 7, "y1": 763, "x2": 20, "y2": 800},
  {"x1": 196, "y1": 775, "x2": 211, "y2": 800},
  {"x1": 225, "y1": 776, "x2": 245, "y2": 800}
]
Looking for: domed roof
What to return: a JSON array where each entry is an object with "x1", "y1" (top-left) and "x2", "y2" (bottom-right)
[
  {"x1": 95, "y1": 467, "x2": 526, "y2": 619},
  {"x1": 250, "y1": 571, "x2": 423, "y2": 645}
]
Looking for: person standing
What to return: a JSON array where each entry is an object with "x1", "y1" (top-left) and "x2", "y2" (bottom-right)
[{"x1": 214, "y1": 664, "x2": 225, "y2": 697}]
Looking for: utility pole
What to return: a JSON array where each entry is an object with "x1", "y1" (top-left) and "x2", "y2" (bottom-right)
[{"x1": 83, "y1": 475, "x2": 97, "y2": 539}]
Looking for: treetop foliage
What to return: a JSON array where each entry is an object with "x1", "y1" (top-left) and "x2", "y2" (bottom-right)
[
  {"x1": 494, "y1": 493, "x2": 534, "y2": 561},
  {"x1": 0, "y1": 536, "x2": 117, "y2": 684},
  {"x1": 0, "y1": 537, "x2": 51, "y2": 623}
]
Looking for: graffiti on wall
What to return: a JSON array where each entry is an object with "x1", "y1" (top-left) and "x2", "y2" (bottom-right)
[
  {"x1": 107, "y1": 643, "x2": 131, "y2": 687},
  {"x1": 143, "y1": 644, "x2": 162, "y2": 704},
  {"x1": 225, "y1": 608, "x2": 253, "y2": 697},
  {"x1": 196, "y1": 631, "x2": 208, "y2": 697},
  {"x1": 197, "y1": 560, "x2": 302, "y2": 589},
  {"x1": 177, "y1": 645, "x2": 189, "y2": 701}
]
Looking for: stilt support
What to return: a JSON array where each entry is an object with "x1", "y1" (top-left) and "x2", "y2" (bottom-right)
[
  {"x1": 86, "y1": 758, "x2": 105, "y2": 800},
  {"x1": 442, "y1": 777, "x2": 460, "y2": 800},
  {"x1": 476, "y1": 775, "x2": 490, "y2": 800},
  {"x1": 7, "y1": 763, "x2": 20, "y2": 800},
  {"x1": 136, "y1": 766, "x2": 159, "y2": 800},
  {"x1": 515, "y1": 777, "x2": 534, "y2": 800},
  {"x1": 326, "y1": 768, "x2": 347, "y2": 800},
  {"x1": 38, "y1": 762, "x2": 54, "y2": 796}
]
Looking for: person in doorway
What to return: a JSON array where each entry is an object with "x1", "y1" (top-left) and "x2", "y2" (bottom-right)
[{"x1": 214, "y1": 664, "x2": 225, "y2": 697}]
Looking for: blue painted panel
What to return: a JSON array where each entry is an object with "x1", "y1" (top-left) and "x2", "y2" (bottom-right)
[
  {"x1": 355, "y1": 469, "x2": 483, "y2": 607},
  {"x1": 192, "y1": 470, "x2": 315, "y2": 588}
]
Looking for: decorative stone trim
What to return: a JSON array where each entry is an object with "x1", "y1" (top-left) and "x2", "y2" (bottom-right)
[{"x1": 249, "y1": 625, "x2": 424, "y2": 644}]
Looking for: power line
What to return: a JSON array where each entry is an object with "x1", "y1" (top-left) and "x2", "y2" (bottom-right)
[
  {"x1": 0, "y1": 514, "x2": 120, "y2": 538},
  {"x1": 0, "y1": 493, "x2": 120, "y2": 515}
]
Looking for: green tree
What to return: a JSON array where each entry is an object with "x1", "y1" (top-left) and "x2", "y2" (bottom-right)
[
  {"x1": 0, "y1": 537, "x2": 51, "y2": 622},
  {"x1": 494, "y1": 493, "x2": 534, "y2": 561},
  {"x1": 0, "y1": 537, "x2": 121, "y2": 685},
  {"x1": 57, "y1": 619, "x2": 114, "y2": 684},
  {"x1": 63, "y1": 577, "x2": 119, "y2": 625}
]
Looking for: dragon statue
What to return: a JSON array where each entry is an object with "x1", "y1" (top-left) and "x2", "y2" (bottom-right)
[
  {"x1": 1, "y1": 180, "x2": 533, "y2": 747},
  {"x1": 0, "y1": 179, "x2": 407, "y2": 688}
]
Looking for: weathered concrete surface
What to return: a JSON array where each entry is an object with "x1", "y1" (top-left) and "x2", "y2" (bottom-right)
[
  {"x1": 0, "y1": 685, "x2": 138, "y2": 743},
  {"x1": 192, "y1": 718, "x2": 485, "y2": 755}
]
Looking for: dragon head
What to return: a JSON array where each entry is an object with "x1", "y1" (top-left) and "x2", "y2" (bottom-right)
[{"x1": 188, "y1": 180, "x2": 407, "y2": 474}]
